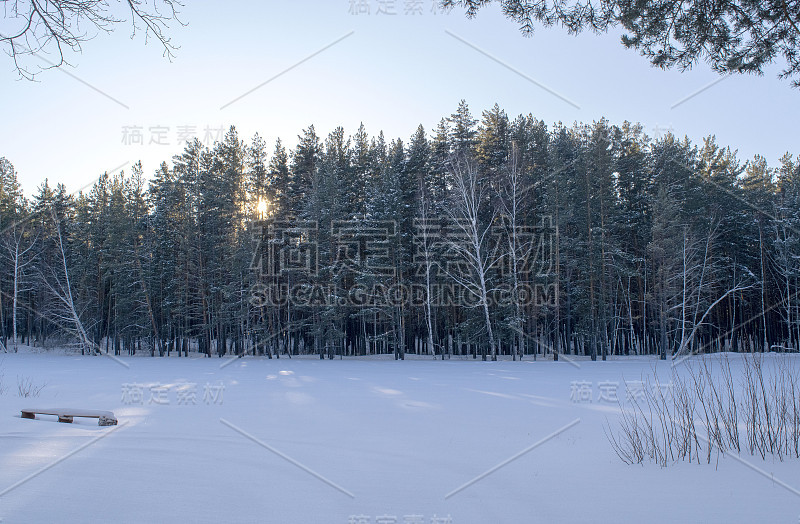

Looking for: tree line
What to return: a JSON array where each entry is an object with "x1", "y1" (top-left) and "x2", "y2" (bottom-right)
[{"x1": 0, "y1": 100, "x2": 798, "y2": 360}]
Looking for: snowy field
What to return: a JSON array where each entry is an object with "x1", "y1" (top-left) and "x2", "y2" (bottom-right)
[{"x1": 1, "y1": 349, "x2": 799, "y2": 523}]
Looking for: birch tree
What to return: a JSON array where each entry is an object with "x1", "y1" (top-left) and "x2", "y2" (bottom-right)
[
  {"x1": 41, "y1": 209, "x2": 95, "y2": 353},
  {"x1": 444, "y1": 155, "x2": 502, "y2": 360},
  {"x1": 3, "y1": 223, "x2": 37, "y2": 351}
]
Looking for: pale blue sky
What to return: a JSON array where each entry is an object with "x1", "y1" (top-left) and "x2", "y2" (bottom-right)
[{"x1": 1, "y1": 0, "x2": 797, "y2": 196}]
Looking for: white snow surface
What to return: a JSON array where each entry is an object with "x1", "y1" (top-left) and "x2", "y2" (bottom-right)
[{"x1": 0, "y1": 348, "x2": 798, "y2": 523}]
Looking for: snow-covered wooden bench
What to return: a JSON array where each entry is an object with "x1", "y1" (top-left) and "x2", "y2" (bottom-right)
[{"x1": 21, "y1": 408, "x2": 118, "y2": 426}]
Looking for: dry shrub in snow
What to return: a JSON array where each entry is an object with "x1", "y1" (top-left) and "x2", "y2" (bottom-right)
[
  {"x1": 17, "y1": 375, "x2": 45, "y2": 398},
  {"x1": 607, "y1": 353, "x2": 800, "y2": 465}
]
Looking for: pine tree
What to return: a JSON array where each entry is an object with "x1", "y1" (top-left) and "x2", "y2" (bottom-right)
[
  {"x1": 448, "y1": 100, "x2": 478, "y2": 157},
  {"x1": 268, "y1": 139, "x2": 290, "y2": 219}
]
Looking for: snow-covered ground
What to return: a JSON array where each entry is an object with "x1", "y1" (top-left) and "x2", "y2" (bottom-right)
[{"x1": 1, "y1": 348, "x2": 798, "y2": 523}]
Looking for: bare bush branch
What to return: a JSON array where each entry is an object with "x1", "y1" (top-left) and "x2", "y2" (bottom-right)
[{"x1": 0, "y1": 0, "x2": 183, "y2": 79}]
